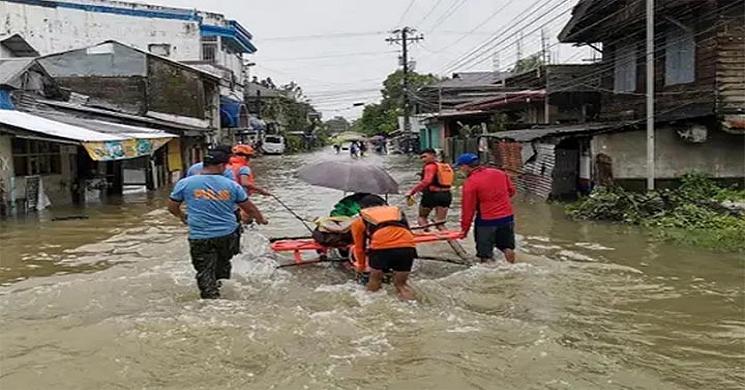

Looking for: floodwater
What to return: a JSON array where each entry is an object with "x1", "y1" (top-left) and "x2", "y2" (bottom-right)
[{"x1": 0, "y1": 150, "x2": 742, "y2": 390}]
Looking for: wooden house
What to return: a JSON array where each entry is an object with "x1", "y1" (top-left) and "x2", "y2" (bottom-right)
[{"x1": 558, "y1": 0, "x2": 744, "y2": 130}]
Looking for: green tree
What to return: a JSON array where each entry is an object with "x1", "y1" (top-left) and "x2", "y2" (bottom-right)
[
  {"x1": 357, "y1": 70, "x2": 439, "y2": 135},
  {"x1": 512, "y1": 54, "x2": 544, "y2": 74}
]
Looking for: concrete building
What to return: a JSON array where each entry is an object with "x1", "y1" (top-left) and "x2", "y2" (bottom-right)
[
  {"x1": 0, "y1": 0, "x2": 256, "y2": 139},
  {"x1": 0, "y1": 57, "x2": 178, "y2": 215}
]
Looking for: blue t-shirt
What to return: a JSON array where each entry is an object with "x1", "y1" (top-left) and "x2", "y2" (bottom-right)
[
  {"x1": 185, "y1": 162, "x2": 233, "y2": 179},
  {"x1": 185, "y1": 163, "x2": 250, "y2": 181},
  {"x1": 169, "y1": 174, "x2": 248, "y2": 239},
  {"x1": 228, "y1": 166, "x2": 251, "y2": 181}
]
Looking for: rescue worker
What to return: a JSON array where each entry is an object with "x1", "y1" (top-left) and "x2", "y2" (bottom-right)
[
  {"x1": 225, "y1": 144, "x2": 272, "y2": 197},
  {"x1": 456, "y1": 153, "x2": 517, "y2": 264},
  {"x1": 405, "y1": 148, "x2": 455, "y2": 230},
  {"x1": 350, "y1": 195, "x2": 417, "y2": 301},
  {"x1": 168, "y1": 149, "x2": 268, "y2": 299},
  {"x1": 185, "y1": 145, "x2": 234, "y2": 178}
]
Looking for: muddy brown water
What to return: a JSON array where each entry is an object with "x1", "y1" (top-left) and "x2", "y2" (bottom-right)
[{"x1": 0, "y1": 151, "x2": 742, "y2": 390}]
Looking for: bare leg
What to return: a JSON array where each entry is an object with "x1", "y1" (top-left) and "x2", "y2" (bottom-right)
[
  {"x1": 392, "y1": 272, "x2": 415, "y2": 301},
  {"x1": 418, "y1": 207, "x2": 432, "y2": 230},
  {"x1": 502, "y1": 249, "x2": 516, "y2": 264},
  {"x1": 433, "y1": 206, "x2": 449, "y2": 230},
  {"x1": 367, "y1": 269, "x2": 385, "y2": 292}
]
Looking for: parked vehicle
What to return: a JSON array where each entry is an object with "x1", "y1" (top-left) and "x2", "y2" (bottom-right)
[{"x1": 262, "y1": 135, "x2": 286, "y2": 155}]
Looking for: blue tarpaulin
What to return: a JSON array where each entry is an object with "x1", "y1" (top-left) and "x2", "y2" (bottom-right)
[
  {"x1": 0, "y1": 89, "x2": 15, "y2": 110},
  {"x1": 220, "y1": 96, "x2": 245, "y2": 128}
]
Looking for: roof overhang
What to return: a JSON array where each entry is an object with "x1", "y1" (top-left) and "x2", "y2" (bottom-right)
[
  {"x1": 482, "y1": 122, "x2": 631, "y2": 143},
  {"x1": 201, "y1": 23, "x2": 257, "y2": 54},
  {"x1": 0, "y1": 109, "x2": 176, "y2": 161}
]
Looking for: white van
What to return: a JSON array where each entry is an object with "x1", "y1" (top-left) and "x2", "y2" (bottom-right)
[{"x1": 262, "y1": 135, "x2": 286, "y2": 155}]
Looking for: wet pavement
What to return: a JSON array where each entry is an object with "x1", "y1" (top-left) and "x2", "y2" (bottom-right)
[{"x1": 0, "y1": 150, "x2": 743, "y2": 389}]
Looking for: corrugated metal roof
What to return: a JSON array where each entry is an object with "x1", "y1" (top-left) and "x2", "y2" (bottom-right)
[
  {"x1": 0, "y1": 58, "x2": 35, "y2": 88},
  {"x1": 483, "y1": 123, "x2": 624, "y2": 142},
  {"x1": 0, "y1": 34, "x2": 40, "y2": 57},
  {"x1": 0, "y1": 109, "x2": 176, "y2": 142},
  {"x1": 435, "y1": 71, "x2": 512, "y2": 88}
]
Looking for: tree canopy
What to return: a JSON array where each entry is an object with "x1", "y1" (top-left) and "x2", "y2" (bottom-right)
[{"x1": 354, "y1": 70, "x2": 439, "y2": 135}]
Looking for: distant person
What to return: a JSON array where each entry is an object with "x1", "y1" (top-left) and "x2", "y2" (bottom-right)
[
  {"x1": 226, "y1": 144, "x2": 272, "y2": 197},
  {"x1": 406, "y1": 148, "x2": 455, "y2": 230},
  {"x1": 168, "y1": 149, "x2": 268, "y2": 299},
  {"x1": 350, "y1": 195, "x2": 417, "y2": 301},
  {"x1": 333, "y1": 143, "x2": 341, "y2": 154},
  {"x1": 350, "y1": 142, "x2": 359, "y2": 158},
  {"x1": 359, "y1": 141, "x2": 367, "y2": 156},
  {"x1": 455, "y1": 153, "x2": 516, "y2": 264}
]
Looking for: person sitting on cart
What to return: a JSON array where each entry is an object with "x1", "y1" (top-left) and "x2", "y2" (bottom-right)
[
  {"x1": 350, "y1": 195, "x2": 417, "y2": 301},
  {"x1": 312, "y1": 193, "x2": 369, "y2": 258}
]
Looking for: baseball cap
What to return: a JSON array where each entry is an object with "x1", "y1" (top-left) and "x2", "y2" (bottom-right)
[
  {"x1": 203, "y1": 149, "x2": 230, "y2": 165},
  {"x1": 453, "y1": 153, "x2": 479, "y2": 168}
]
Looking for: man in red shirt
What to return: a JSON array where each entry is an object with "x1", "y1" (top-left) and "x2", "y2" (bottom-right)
[
  {"x1": 456, "y1": 153, "x2": 517, "y2": 264},
  {"x1": 406, "y1": 148, "x2": 454, "y2": 229}
]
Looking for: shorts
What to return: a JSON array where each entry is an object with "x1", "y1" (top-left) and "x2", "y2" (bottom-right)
[
  {"x1": 475, "y1": 223, "x2": 516, "y2": 259},
  {"x1": 420, "y1": 190, "x2": 452, "y2": 210},
  {"x1": 368, "y1": 247, "x2": 417, "y2": 272}
]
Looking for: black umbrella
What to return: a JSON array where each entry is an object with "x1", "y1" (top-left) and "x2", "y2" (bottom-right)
[{"x1": 297, "y1": 161, "x2": 399, "y2": 194}]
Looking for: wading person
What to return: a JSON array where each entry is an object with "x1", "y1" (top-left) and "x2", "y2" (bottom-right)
[
  {"x1": 406, "y1": 148, "x2": 454, "y2": 230},
  {"x1": 168, "y1": 149, "x2": 268, "y2": 299},
  {"x1": 456, "y1": 153, "x2": 517, "y2": 264},
  {"x1": 226, "y1": 144, "x2": 272, "y2": 197},
  {"x1": 185, "y1": 145, "x2": 233, "y2": 177},
  {"x1": 351, "y1": 195, "x2": 417, "y2": 301}
]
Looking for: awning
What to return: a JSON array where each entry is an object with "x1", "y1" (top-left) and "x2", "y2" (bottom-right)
[
  {"x1": 0, "y1": 110, "x2": 176, "y2": 161},
  {"x1": 482, "y1": 122, "x2": 626, "y2": 142}
]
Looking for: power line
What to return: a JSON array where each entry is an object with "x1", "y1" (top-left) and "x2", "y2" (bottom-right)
[
  {"x1": 396, "y1": 0, "x2": 417, "y2": 27},
  {"x1": 426, "y1": 0, "x2": 468, "y2": 33},
  {"x1": 425, "y1": 0, "x2": 519, "y2": 55},
  {"x1": 441, "y1": 0, "x2": 571, "y2": 74},
  {"x1": 259, "y1": 31, "x2": 387, "y2": 42},
  {"x1": 260, "y1": 50, "x2": 398, "y2": 62},
  {"x1": 416, "y1": 0, "x2": 446, "y2": 26}
]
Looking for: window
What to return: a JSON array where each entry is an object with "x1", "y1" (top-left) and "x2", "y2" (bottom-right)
[
  {"x1": 12, "y1": 139, "x2": 62, "y2": 176},
  {"x1": 614, "y1": 45, "x2": 637, "y2": 92},
  {"x1": 148, "y1": 43, "x2": 171, "y2": 57},
  {"x1": 201, "y1": 36, "x2": 218, "y2": 63},
  {"x1": 665, "y1": 27, "x2": 695, "y2": 85}
]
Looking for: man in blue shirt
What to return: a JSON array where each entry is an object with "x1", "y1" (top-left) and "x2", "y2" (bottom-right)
[
  {"x1": 168, "y1": 149, "x2": 268, "y2": 299},
  {"x1": 185, "y1": 145, "x2": 234, "y2": 178}
]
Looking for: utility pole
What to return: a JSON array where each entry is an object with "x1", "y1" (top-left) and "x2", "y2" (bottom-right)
[
  {"x1": 541, "y1": 28, "x2": 550, "y2": 124},
  {"x1": 387, "y1": 27, "x2": 423, "y2": 135},
  {"x1": 516, "y1": 30, "x2": 524, "y2": 63},
  {"x1": 646, "y1": 0, "x2": 655, "y2": 190}
]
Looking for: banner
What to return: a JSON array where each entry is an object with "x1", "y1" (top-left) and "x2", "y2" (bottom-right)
[{"x1": 83, "y1": 137, "x2": 171, "y2": 161}]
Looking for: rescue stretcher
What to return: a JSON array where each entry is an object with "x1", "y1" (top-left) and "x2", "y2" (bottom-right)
[{"x1": 270, "y1": 230, "x2": 463, "y2": 270}]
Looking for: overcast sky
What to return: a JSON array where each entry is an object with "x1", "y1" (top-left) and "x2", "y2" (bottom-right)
[{"x1": 142, "y1": 0, "x2": 592, "y2": 120}]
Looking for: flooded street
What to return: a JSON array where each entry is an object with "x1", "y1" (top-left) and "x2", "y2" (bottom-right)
[{"x1": 0, "y1": 150, "x2": 742, "y2": 390}]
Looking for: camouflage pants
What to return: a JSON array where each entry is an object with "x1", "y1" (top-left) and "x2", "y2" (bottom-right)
[{"x1": 188, "y1": 232, "x2": 237, "y2": 299}]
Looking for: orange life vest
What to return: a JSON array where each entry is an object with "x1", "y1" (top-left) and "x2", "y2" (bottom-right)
[
  {"x1": 360, "y1": 206, "x2": 410, "y2": 248},
  {"x1": 227, "y1": 156, "x2": 255, "y2": 186},
  {"x1": 423, "y1": 162, "x2": 455, "y2": 190}
]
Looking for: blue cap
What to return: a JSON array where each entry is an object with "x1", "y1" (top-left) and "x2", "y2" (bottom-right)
[{"x1": 453, "y1": 153, "x2": 479, "y2": 168}]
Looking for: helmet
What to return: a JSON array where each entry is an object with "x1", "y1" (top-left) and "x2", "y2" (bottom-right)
[{"x1": 232, "y1": 144, "x2": 255, "y2": 156}]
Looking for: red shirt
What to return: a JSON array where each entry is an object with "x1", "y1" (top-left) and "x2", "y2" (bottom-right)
[
  {"x1": 410, "y1": 163, "x2": 444, "y2": 194},
  {"x1": 460, "y1": 167, "x2": 516, "y2": 232}
]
